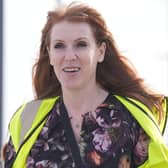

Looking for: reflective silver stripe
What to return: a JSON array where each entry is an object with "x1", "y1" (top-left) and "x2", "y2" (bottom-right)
[{"x1": 20, "y1": 100, "x2": 42, "y2": 145}]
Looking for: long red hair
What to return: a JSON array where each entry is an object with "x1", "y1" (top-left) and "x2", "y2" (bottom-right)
[{"x1": 32, "y1": 2, "x2": 164, "y2": 119}]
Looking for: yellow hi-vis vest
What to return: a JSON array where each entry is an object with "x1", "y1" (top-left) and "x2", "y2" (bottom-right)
[{"x1": 8, "y1": 95, "x2": 168, "y2": 168}]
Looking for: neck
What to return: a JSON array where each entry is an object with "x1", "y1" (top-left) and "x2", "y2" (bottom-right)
[{"x1": 62, "y1": 84, "x2": 108, "y2": 116}]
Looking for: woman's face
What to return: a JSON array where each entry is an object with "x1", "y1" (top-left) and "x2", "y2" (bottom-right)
[{"x1": 48, "y1": 20, "x2": 106, "y2": 91}]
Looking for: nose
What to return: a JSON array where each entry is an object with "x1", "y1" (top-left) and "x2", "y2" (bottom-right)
[{"x1": 64, "y1": 47, "x2": 77, "y2": 61}]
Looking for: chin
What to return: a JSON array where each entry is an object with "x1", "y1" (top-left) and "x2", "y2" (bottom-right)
[{"x1": 62, "y1": 83, "x2": 82, "y2": 91}]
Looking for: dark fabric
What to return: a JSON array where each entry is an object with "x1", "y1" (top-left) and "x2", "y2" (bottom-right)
[
  {"x1": 59, "y1": 99, "x2": 85, "y2": 168},
  {"x1": 4, "y1": 94, "x2": 150, "y2": 168}
]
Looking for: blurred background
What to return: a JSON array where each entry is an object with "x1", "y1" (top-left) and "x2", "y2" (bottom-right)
[{"x1": 0, "y1": 0, "x2": 168, "y2": 159}]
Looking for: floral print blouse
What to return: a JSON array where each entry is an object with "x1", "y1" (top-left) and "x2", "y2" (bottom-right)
[{"x1": 4, "y1": 94, "x2": 150, "y2": 168}]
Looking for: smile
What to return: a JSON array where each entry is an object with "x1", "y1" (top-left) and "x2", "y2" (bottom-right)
[{"x1": 63, "y1": 67, "x2": 80, "y2": 73}]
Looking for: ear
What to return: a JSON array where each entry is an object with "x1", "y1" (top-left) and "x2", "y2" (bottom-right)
[{"x1": 97, "y1": 42, "x2": 106, "y2": 63}]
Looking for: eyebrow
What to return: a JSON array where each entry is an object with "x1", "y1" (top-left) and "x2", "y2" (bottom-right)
[
  {"x1": 51, "y1": 37, "x2": 89, "y2": 43},
  {"x1": 51, "y1": 39, "x2": 64, "y2": 43},
  {"x1": 74, "y1": 37, "x2": 88, "y2": 41}
]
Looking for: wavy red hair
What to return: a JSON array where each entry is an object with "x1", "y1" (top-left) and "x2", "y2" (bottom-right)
[{"x1": 32, "y1": 2, "x2": 164, "y2": 119}]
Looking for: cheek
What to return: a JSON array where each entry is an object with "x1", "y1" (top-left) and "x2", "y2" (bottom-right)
[
  {"x1": 49, "y1": 54, "x2": 62, "y2": 66},
  {"x1": 81, "y1": 50, "x2": 95, "y2": 63},
  {"x1": 86, "y1": 52, "x2": 99, "y2": 68}
]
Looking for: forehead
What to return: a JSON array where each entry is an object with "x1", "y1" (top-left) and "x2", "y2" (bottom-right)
[{"x1": 50, "y1": 21, "x2": 95, "y2": 41}]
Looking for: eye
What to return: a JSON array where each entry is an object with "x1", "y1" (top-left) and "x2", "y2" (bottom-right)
[
  {"x1": 76, "y1": 41, "x2": 87, "y2": 48},
  {"x1": 54, "y1": 43, "x2": 65, "y2": 49}
]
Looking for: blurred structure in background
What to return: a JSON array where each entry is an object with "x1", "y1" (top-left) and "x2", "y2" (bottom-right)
[
  {"x1": 0, "y1": 1, "x2": 3, "y2": 167},
  {"x1": 0, "y1": 0, "x2": 3, "y2": 150}
]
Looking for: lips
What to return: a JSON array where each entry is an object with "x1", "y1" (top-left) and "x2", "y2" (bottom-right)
[{"x1": 62, "y1": 67, "x2": 80, "y2": 73}]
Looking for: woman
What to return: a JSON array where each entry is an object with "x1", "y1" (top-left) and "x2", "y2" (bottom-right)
[{"x1": 2, "y1": 2, "x2": 168, "y2": 168}]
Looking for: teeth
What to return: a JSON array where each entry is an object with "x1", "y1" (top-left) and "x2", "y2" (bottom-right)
[{"x1": 63, "y1": 67, "x2": 80, "y2": 72}]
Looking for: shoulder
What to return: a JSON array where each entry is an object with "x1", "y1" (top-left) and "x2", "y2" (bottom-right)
[
  {"x1": 9, "y1": 96, "x2": 60, "y2": 126},
  {"x1": 13, "y1": 97, "x2": 59, "y2": 116},
  {"x1": 8, "y1": 96, "x2": 60, "y2": 147},
  {"x1": 114, "y1": 94, "x2": 168, "y2": 135}
]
